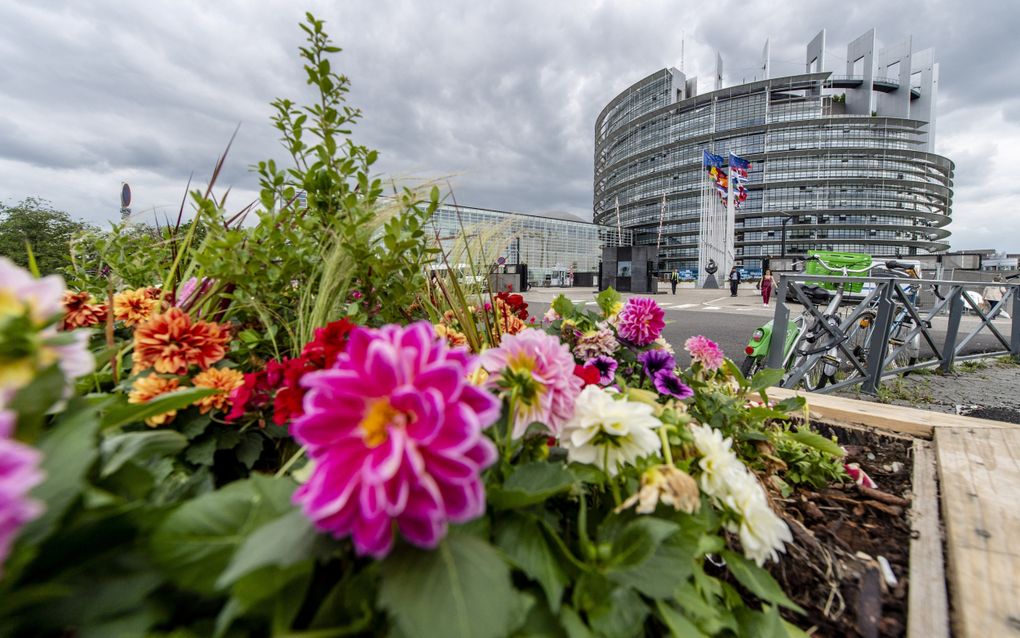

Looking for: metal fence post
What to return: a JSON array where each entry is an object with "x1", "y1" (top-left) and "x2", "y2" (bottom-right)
[
  {"x1": 861, "y1": 280, "x2": 895, "y2": 395},
  {"x1": 1011, "y1": 287, "x2": 1020, "y2": 360},
  {"x1": 940, "y1": 287, "x2": 964, "y2": 372},
  {"x1": 767, "y1": 276, "x2": 789, "y2": 370}
]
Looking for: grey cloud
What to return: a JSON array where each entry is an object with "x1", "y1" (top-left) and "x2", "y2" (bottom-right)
[{"x1": 0, "y1": 0, "x2": 1018, "y2": 250}]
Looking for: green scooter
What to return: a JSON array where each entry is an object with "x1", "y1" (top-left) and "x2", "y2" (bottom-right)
[{"x1": 739, "y1": 317, "x2": 802, "y2": 378}]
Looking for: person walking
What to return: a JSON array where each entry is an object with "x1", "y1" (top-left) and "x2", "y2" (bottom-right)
[
  {"x1": 982, "y1": 275, "x2": 1009, "y2": 319},
  {"x1": 670, "y1": 269, "x2": 679, "y2": 295},
  {"x1": 760, "y1": 269, "x2": 776, "y2": 306},
  {"x1": 728, "y1": 266, "x2": 741, "y2": 297}
]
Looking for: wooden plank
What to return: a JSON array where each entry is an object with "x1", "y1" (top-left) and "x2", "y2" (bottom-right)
[
  {"x1": 907, "y1": 440, "x2": 949, "y2": 638},
  {"x1": 768, "y1": 387, "x2": 1009, "y2": 439},
  {"x1": 935, "y1": 426, "x2": 1020, "y2": 637}
]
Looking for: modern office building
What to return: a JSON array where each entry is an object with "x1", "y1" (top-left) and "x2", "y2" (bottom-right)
[
  {"x1": 429, "y1": 204, "x2": 631, "y2": 287},
  {"x1": 593, "y1": 29, "x2": 954, "y2": 274}
]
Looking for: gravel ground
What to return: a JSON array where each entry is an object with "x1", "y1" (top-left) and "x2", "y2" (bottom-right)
[{"x1": 834, "y1": 358, "x2": 1020, "y2": 422}]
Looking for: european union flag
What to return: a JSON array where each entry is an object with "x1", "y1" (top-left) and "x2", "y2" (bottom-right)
[
  {"x1": 729, "y1": 152, "x2": 751, "y2": 170},
  {"x1": 703, "y1": 150, "x2": 724, "y2": 168}
]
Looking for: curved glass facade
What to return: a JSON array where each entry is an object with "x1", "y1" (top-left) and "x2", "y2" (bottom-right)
[{"x1": 593, "y1": 71, "x2": 954, "y2": 271}]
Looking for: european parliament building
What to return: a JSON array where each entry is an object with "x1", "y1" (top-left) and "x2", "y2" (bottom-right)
[{"x1": 593, "y1": 29, "x2": 954, "y2": 273}]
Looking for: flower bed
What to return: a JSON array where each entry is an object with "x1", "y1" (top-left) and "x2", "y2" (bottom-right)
[{"x1": 1, "y1": 14, "x2": 988, "y2": 638}]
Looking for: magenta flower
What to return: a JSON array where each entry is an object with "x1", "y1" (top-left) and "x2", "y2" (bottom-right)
[
  {"x1": 616, "y1": 297, "x2": 665, "y2": 346},
  {"x1": 587, "y1": 355, "x2": 618, "y2": 386},
  {"x1": 290, "y1": 322, "x2": 500, "y2": 558},
  {"x1": 685, "y1": 335, "x2": 724, "y2": 371},
  {"x1": 653, "y1": 370, "x2": 694, "y2": 400},
  {"x1": 480, "y1": 329, "x2": 582, "y2": 439},
  {"x1": 1, "y1": 410, "x2": 45, "y2": 579}
]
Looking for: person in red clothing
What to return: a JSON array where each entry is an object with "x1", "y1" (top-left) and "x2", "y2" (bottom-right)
[{"x1": 760, "y1": 269, "x2": 777, "y2": 306}]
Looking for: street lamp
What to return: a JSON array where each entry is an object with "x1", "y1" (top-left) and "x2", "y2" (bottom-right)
[{"x1": 778, "y1": 211, "x2": 797, "y2": 260}]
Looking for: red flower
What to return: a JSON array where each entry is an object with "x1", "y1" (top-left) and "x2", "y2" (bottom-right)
[
  {"x1": 573, "y1": 363, "x2": 601, "y2": 387},
  {"x1": 495, "y1": 290, "x2": 528, "y2": 320},
  {"x1": 227, "y1": 318, "x2": 356, "y2": 425},
  {"x1": 272, "y1": 357, "x2": 317, "y2": 425},
  {"x1": 301, "y1": 318, "x2": 355, "y2": 368}
]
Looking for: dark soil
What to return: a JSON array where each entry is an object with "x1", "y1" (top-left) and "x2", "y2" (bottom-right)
[
  {"x1": 963, "y1": 406, "x2": 1020, "y2": 424},
  {"x1": 771, "y1": 423, "x2": 914, "y2": 637}
]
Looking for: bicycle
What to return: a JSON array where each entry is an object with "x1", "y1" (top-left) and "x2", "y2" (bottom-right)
[{"x1": 740, "y1": 255, "x2": 924, "y2": 390}]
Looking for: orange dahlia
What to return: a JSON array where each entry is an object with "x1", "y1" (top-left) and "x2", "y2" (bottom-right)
[
  {"x1": 62, "y1": 290, "x2": 107, "y2": 330},
  {"x1": 496, "y1": 298, "x2": 526, "y2": 335},
  {"x1": 191, "y1": 367, "x2": 245, "y2": 414},
  {"x1": 128, "y1": 374, "x2": 181, "y2": 426},
  {"x1": 114, "y1": 288, "x2": 159, "y2": 326},
  {"x1": 434, "y1": 323, "x2": 468, "y2": 348},
  {"x1": 133, "y1": 307, "x2": 230, "y2": 375}
]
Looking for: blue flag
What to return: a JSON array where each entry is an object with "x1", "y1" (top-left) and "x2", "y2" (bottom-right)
[
  {"x1": 729, "y1": 152, "x2": 751, "y2": 171},
  {"x1": 703, "y1": 150, "x2": 724, "y2": 169}
]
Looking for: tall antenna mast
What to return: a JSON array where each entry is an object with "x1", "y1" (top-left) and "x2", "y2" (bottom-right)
[{"x1": 681, "y1": 31, "x2": 685, "y2": 72}]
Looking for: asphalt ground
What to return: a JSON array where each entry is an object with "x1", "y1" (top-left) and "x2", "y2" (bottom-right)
[{"x1": 521, "y1": 285, "x2": 1014, "y2": 370}]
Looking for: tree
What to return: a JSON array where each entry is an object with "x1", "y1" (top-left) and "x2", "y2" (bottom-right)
[{"x1": 0, "y1": 197, "x2": 97, "y2": 275}]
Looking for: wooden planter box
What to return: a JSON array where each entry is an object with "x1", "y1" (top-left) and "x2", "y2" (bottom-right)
[{"x1": 769, "y1": 387, "x2": 1020, "y2": 638}]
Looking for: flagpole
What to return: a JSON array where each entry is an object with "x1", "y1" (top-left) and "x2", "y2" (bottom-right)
[
  {"x1": 656, "y1": 193, "x2": 665, "y2": 255},
  {"x1": 615, "y1": 196, "x2": 621, "y2": 247},
  {"x1": 726, "y1": 156, "x2": 736, "y2": 277}
]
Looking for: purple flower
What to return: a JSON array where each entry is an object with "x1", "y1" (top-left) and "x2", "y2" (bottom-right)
[
  {"x1": 653, "y1": 370, "x2": 694, "y2": 400},
  {"x1": 637, "y1": 349, "x2": 676, "y2": 381},
  {"x1": 1, "y1": 410, "x2": 45, "y2": 580},
  {"x1": 587, "y1": 355, "x2": 618, "y2": 386},
  {"x1": 616, "y1": 297, "x2": 665, "y2": 346},
  {"x1": 291, "y1": 322, "x2": 500, "y2": 558},
  {"x1": 684, "y1": 335, "x2": 725, "y2": 371}
]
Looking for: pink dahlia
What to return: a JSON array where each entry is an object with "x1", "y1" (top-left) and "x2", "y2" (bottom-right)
[
  {"x1": 479, "y1": 329, "x2": 582, "y2": 439},
  {"x1": 291, "y1": 322, "x2": 500, "y2": 558},
  {"x1": 1, "y1": 410, "x2": 45, "y2": 579},
  {"x1": 615, "y1": 297, "x2": 665, "y2": 346},
  {"x1": 685, "y1": 335, "x2": 724, "y2": 371}
]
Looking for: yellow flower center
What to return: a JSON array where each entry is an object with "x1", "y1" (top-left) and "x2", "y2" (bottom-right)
[{"x1": 360, "y1": 398, "x2": 401, "y2": 448}]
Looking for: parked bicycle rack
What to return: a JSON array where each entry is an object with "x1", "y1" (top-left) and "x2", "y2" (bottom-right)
[{"x1": 767, "y1": 273, "x2": 1020, "y2": 395}]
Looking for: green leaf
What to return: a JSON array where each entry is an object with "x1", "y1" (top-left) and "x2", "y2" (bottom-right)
[
  {"x1": 216, "y1": 510, "x2": 316, "y2": 588},
  {"x1": 772, "y1": 396, "x2": 806, "y2": 414},
  {"x1": 185, "y1": 435, "x2": 218, "y2": 466},
  {"x1": 379, "y1": 532, "x2": 524, "y2": 638},
  {"x1": 734, "y1": 604, "x2": 790, "y2": 638},
  {"x1": 488, "y1": 462, "x2": 575, "y2": 509},
  {"x1": 551, "y1": 294, "x2": 575, "y2": 319},
  {"x1": 150, "y1": 474, "x2": 296, "y2": 594},
  {"x1": 606, "y1": 517, "x2": 679, "y2": 569},
  {"x1": 655, "y1": 600, "x2": 709, "y2": 638},
  {"x1": 587, "y1": 587, "x2": 647, "y2": 638},
  {"x1": 100, "y1": 387, "x2": 218, "y2": 430},
  {"x1": 595, "y1": 288, "x2": 621, "y2": 317},
  {"x1": 720, "y1": 551, "x2": 804, "y2": 613},
  {"x1": 100, "y1": 430, "x2": 188, "y2": 477},
  {"x1": 19, "y1": 401, "x2": 100, "y2": 546},
  {"x1": 749, "y1": 368, "x2": 785, "y2": 393},
  {"x1": 236, "y1": 431, "x2": 264, "y2": 468},
  {"x1": 8, "y1": 365, "x2": 66, "y2": 440},
  {"x1": 786, "y1": 429, "x2": 844, "y2": 459},
  {"x1": 559, "y1": 606, "x2": 594, "y2": 638},
  {"x1": 495, "y1": 514, "x2": 569, "y2": 612},
  {"x1": 609, "y1": 531, "x2": 695, "y2": 598}
]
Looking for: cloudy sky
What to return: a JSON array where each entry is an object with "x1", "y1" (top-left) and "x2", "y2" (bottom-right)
[{"x1": 1, "y1": 0, "x2": 1016, "y2": 251}]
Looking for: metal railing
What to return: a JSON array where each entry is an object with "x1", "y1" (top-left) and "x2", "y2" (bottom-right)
[{"x1": 768, "y1": 273, "x2": 1020, "y2": 394}]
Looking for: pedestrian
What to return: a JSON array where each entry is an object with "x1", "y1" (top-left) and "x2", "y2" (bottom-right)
[
  {"x1": 670, "y1": 269, "x2": 679, "y2": 295},
  {"x1": 728, "y1": 266, "x2": 741, "y2": 297},
  {"x1": 760, "y1": 268, "x2": 776, "y2": 306},
  {"x1": 982, "y1": 275, "x2": 1009, "y2": 319}
]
